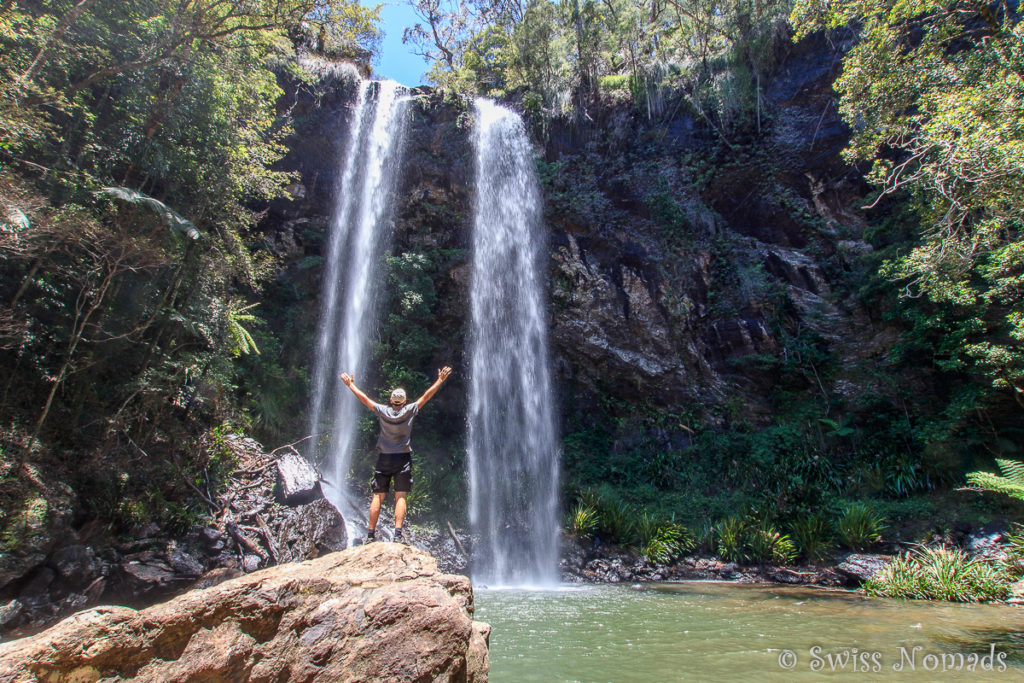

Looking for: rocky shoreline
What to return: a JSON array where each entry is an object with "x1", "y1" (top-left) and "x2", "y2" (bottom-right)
[{"x1": 3, "y1": 433, "x2": 1019, "y2": 644}]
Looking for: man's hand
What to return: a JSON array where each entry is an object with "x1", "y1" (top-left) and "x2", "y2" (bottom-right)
[
  {"x1": 417, "y1": 365, "x2": 453, "y2": 407},
  {"x1": 341, "y1": 373, "x2": 354, "y2": 387}
]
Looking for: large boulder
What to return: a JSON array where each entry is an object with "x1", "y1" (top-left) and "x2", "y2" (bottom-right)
[
  {"x1": 275, "y1": 451, "x2": 323, "y2": 505},
  {"x1": 836, "y1": 553, "x2": 892, "y2": 584},
  {"x1": 0, "y1": 544, "x2": 490, "y2": 682},
  {"x1": 0, "y1": 463, "x2": 75, "y2": 591}
]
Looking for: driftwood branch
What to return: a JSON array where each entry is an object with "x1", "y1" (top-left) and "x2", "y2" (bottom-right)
[
  {"x1": 226, "y1": 520, "x2": 267, "y2": 560},
  {"x1": 255, "y1": 513, "x2": 279, "y2": 564},
  {"x1": 447, "y1": 521, "x2": 468, "y2": 559}
]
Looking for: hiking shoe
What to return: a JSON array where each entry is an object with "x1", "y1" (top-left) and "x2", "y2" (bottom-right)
[
  {"x1": 364, "y1": 530, "x2": 377, "y2": 544},
  {"x1": 393, "y1": 528, "x2": 406, "y2": 544}
]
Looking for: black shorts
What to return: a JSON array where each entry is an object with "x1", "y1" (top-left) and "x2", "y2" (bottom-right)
[{"x1": 372, "y1": 453, "x2": 412, "y2": 494}]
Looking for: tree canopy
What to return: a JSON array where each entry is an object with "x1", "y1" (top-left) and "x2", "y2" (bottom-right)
[{"x1": 791, "y1": 0, "x2": 1024, "y2": 408}]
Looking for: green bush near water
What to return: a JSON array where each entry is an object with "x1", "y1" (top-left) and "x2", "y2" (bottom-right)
[
  {"x1": 714, "y1": 516, "x2": 751, "y2": 564},
  {"x1": 837, "y1": 503, "x2": 886, "y2": 550},
  {"x1": 865, "y1": 547, "x2": 1010, "y2": 602},
  {"x1": 789, "y1": 514, "x2": 834, "y2": 563},
  {"x1": 566, "y1": 502, "x2": 599, "y2": 539},
  {"x1": 749, "y1": 522, "x2": 798, "y2": 565},
  {"x1": 636, "y1": 512, "x2": 696, "y2": 563}
]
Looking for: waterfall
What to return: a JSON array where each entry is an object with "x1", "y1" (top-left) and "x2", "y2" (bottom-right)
[
  {"x1": 467, "y1": 99, "x2": 560, "y2": 586},
  {"x1": 309, "y1": 80, "x2": 411, "y2": 542}
]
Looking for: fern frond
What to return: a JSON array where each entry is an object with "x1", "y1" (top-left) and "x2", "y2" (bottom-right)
[
  {"x1": 996, "y1": 459, "x2": 1024, "y2": 484},
  {"x1": 966, "y1": 460, "x2": 1024, "y2": 502},
  {"x1": 95, "y1": 186, "x2": 200, "y2": 241},
  {"x1": 226, "y1": 300, "x2": 261, "y2": 356}
]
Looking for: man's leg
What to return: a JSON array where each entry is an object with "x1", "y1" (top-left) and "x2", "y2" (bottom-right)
[
  {"x1": 394, "y1": 492, "x2": 408, "y2": 529},
  {"x1": 393, "y1": 455, "x2": 412, "y2": 538},
  {"x1": 368, "y1": 492, "x2": 386, "y2": 530}
]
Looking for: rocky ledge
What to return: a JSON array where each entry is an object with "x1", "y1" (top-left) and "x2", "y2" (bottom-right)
[{"x1": 0, "y1": 544, "x2": 490, "y2": 682}]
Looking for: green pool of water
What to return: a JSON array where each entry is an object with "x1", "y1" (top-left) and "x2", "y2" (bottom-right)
[{"x1": 474, "y1": 582, "x2": 1024, "y2": 681}]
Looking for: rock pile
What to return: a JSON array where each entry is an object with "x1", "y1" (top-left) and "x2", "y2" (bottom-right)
[{"x1": 0, "y1": 434, "x2": 345, "y2": 638}]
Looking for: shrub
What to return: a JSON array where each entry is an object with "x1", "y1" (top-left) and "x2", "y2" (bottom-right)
[
  {"x1": 636, "y1": 513, "x2": 696, "y2": 564},
  {"x1": 567, "y1": 502, "x2": 599, "y2": 539},
  {"x1": 597, "y1": 498, "x2": 635, "y2": 543},
  {"x1": 837, "y1": 503, "x2": 885, "y2": 550},
  {"x1": 865, "y1": 547, "x2": 1010, "y2": 602},
  {"x1": 694, "y1": 519, "x2": 716, "y2": 553},
  {"x1": 749, "y1": 522, "x2": 798, "y2": 566},
  {"x1": 1003, "y1": 524, "x2": 1024, "y2": 578},
  {"x1": 790, "y1": 514, "x2": 834, "y2": 563},
  {"x1": 714, "y1": 516, "x2": 751, "y2": 563}
]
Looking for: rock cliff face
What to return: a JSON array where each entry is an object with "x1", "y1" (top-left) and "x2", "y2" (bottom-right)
[
  {"x1": 0, "y1": 543, "x2": 490, "y2": 683},
  {"x1": 262, "y1": 31, "x2": 893, "y2": 446}
]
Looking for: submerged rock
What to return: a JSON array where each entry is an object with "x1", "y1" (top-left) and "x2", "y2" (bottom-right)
[{"x1": 0, "y1": 543, "x2": 490, "y2": 682}]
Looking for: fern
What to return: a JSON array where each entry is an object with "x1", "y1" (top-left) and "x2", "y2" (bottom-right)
[
  {"x1": 94, "y1": 186, "x2": 200, "y2": 241},
  {"x1": 227, "y1": 301, "x2": 261, "y2": 356},
  {"x1": 965, "y1": 459, "x2": 1024, "y2": 502}
]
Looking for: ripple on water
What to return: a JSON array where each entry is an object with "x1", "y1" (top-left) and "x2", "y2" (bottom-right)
[{"x1": 474, "y1": 582, "x2": 1024, "y2": 682}]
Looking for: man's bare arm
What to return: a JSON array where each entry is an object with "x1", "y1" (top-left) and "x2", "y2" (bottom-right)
[
  {"x1": 341, "y1": 373, "x2": 376, "y2": 410},
  {"x1": 416, "y1": 366, "x2": 452, "y2": 408}
]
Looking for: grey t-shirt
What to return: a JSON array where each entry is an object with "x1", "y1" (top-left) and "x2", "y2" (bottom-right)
[{"x1": 371, "y1": 401, "x2": 420, "y2": 454}]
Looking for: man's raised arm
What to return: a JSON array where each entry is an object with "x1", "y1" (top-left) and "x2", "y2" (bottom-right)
[
  {"x1": 415, "y1": 366, "x2": 452, "y2": 408},
  {"x1": 341, "y1": 373, "x2": 376, "y2": 410}
]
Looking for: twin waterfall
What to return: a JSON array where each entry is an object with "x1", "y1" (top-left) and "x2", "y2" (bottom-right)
[
  {"x1": 309, "y1": 81, "x2": 411, "y2": 534},
  {"x1": 467, "y1": 100, "x2": 559, "y2": 586},
  {"x1": 310, "y1": 83, "x2": 558, "y2": 587}
]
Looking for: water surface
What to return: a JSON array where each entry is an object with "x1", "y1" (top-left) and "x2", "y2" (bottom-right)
[{"x1": 475, "y1": 582, "x2": 1024, "y2": 681}]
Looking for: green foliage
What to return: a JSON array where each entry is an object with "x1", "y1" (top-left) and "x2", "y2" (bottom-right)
[
  {"x1": 714, "y1": 515, "x2": 751, "y2": 563},
  {"x1": 567, "y1": 501, "x2": 599, "y2": 538},
  {"x1": 0, "y1": 0, "x2": 383, "y2": 526},
  {"x1": 94, "y1": 187, "x2": 200, "y2": 241},
  {"x1": 376, "y1": 251, "x2": 449, "y2": 394},
  {"x1": 965, "y1": 459, "x2": 1024, "y2": 503},
  {"x1": 225, "y1": 301, "x2": 262, "y2": 356},
  {"x1": 837, "y1": 503, "x2": 885, "y2": 551},
  {"x1": 636, "y1": 512, "x2": 695, "y2": 563},
  {"x1": 790, "y1": 514, "x2": 834, "y2": 563},
  {"x1": 1003, "y1": 525, "x2": 1024, "y2": 579},
  {"x1": 580, "y1": 488, "x2": 637, "y2": 543},
  {"x1": 865, "y1": 547, "x2": 1009, "y2": 603},
  {"x1": 404, "y1": 0, "x2": 791, "y2": 126},
  {"x1": 748, "y1": 521, "x2": 798, "y2": 566},
  {"x1": 791, "y1": 0, "x2": 1024, "y2": 407}
]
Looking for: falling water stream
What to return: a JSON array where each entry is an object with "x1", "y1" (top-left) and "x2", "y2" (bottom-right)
[
  {"x1": 467, "y1": 99, "x2": 560, "y2": 586},
  {"x1": 308, "y1": 80, "x2": 410, "y2": 543}
]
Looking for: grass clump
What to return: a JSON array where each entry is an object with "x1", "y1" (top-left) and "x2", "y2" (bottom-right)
[
  {"x1": 566, "y1": 502, "x2": 599, "y2": 539},
  {"x1": 714, "y1": 515, "x2": 751, "y2": 563},
  {"x1": 790, "y1": 514, "x2": 834, "y2": 562},
  {"x1": 865, "y1": 547, "x2": 1009, "y2": 602},
  {"x1": 636, "y1": 512, "x2": 695, "y2": 563},
  {"x1": 837, "y1": 503, "x2": 885, "y2": 550},
  {"x1": 749, "y1": 521, "x2": 798, "y2": 565}
]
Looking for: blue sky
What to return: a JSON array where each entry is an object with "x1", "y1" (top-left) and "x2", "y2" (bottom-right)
[{"x1": 369, "y1": 1, "x2": 434, "y2": 86}]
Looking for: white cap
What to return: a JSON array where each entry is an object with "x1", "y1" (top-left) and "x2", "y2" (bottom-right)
[{"x1": 390, "y1": 388, "x2": 406, "y2": 403}]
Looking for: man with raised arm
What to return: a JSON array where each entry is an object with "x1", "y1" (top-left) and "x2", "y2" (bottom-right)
[{"x1": 340, "y1": 367, "x2": 452, "y2": 543}]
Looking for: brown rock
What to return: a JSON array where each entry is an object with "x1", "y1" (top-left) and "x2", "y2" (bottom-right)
[{"x1": 0, "y1": 544, "x2": 490, "y2": 682}]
